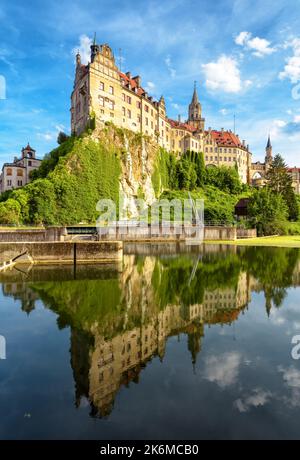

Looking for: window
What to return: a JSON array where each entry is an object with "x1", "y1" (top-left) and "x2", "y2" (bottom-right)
[
  {"x1": 210, "y1": 156, "x2": 213, "y2": 161},
  {"x1": 6, "y1": 168, "x2": 12, "y2": 176},
  {"x1": 215, "y1": 156, "x2": 218, "y2": 161},
  {"x1": 109, "y1": 85, "x2": 114, "y2": 95},
  {"x1": 136, "y1": 101, "x2": 141, "y2": 109},
  {"x1": 224, "y1": 156, "x2": 227, "y2": 161},
  {"x1": 215, "y1": 147, "x2": 218, "y2": 152},
  {"x1": 127, "y1": 95, "x2": 131, "y2": 104},
  {"x1": 122, "y1": 93, "x2": 125, "y2": 101},
  {"x1": 108, "y1": 100, "x2": 114, "y2": 110},
  {"x1": 224, "y1": 148, "x2": 227, "y2": 153},
  {"x1": 205, "y1": 147, "x2": 208, "y2": 152},
  {"x1": 122, "y1": 107, "x2": 126, "y2": 116},
  {"x1": 151, "y1": 121, "x2": 153, "y2": 129},
  {"x1": 151, "y1": 109, "x2": 153, "y2": 116},
  {"x1": 145, "y1": 105, "x2": 149, "y2": 112},
  {"x1": 99, "y1": 96, "x2": 104, "y2": 107},
  {"x1": 127, "y1": 109, "x2": 131, "y2": 118},
  {"x1": 99, "y1": 82, "x2": 104, "y2": 91},
  {"x1": 137, "y1": 115, "x2": 141, "y2": 123},
  {"x1": 145, "y1": 117, "x2": 149, "y2": 126},
  {"x1": 228, "y1": 156, "x2": 231, "y2": 162},
  {"x1": 17, "y1": 169, "x2": 23, "y2": 176},
  {"x1": 7, "y1": 180, "x2": 12, "y2": 186},
  {"x1": 205, "y1": 156, "x2": 208, "y2": 161},
  {"x1": 210, "y1": 147, "x2": 213, "y2": 152},
  {"x1": 17, "y1": 180, "x2": 22, "y2": 186}
]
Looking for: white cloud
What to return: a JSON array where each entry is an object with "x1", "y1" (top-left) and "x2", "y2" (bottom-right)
[
  {"x1": 234, "y1": 388, "x2": 272, "y2": 413},
  {"x1": 219, "y1": 108, "x2": 228, "y2": 115},
  {"x1": 37, "y1": 132, "x2": 55, "y2": 141},
  {"x1": 202, "y1": 55, "x2": 250, "y2": 93},
  {"x1": 235, "y1": 31, "x2": 276, "y2": 58},
  {"x1": 235, "y1": 31, "x2": 251, "y2": 46},
  {"x1": 279, "y1": 38, "x2": 300, "y2": 83},
  {"x1": 203, "y1": 352, "x2": 241, "y2": 388},
  {"x1": 165, "y1": 55, "x2": 176, "y2": 78},
  {"x1": 72, "y1": 34, "x2": 92, "y2": 65}
]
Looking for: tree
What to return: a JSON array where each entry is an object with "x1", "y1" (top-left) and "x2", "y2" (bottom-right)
[
  {"x1": 57, "y1": 131, "x2": 70, "y2": 145},
  {"x1": 266, "y1": 154, "x2": 299, "y2": 220},
  {"x1": 0, "y1": 199, "x2": 21, "y2": 225},
  {"x1": 248, "y1": 187, "x2": 288, "y2": 236},
  {"x1": 176, "y1": 158, "x2": 197, "y2": 190}
]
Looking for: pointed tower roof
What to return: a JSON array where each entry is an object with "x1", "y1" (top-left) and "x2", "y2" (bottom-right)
[
  {"x1": 191, "y1": 81, "x2": 199, "y2": 104},
  {"x1": 266, "y1": 134, "x2": 272, "y2": 149}
]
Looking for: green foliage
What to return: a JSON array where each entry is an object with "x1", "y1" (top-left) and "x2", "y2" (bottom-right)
[
  {"x1": 57, "y1": 131, "x2": 70, "y2": 145},
  {"x1": 26, "y1": 179, "x2": 57, "y2": 225},
  {"x1": 248, "y1": 187, "x2": 288, "y2": 236},
  {"x1": 266, "y1": 154, "x2": 299, "y2": 221},
  {"x1": 176, "y1": 158, "x2": 197, "y2": 190},
  {"x1": 30, "y1": 136, "x2": 76, "y2": 180},
  {"x1": 0, "y1": 198, "x2": 21, "y2": 225},
  {"x1": 0, "y1": 132, "x2": 122, "y2": 225},
  {"x1": 205, "y1": 165, "x2": 242, "y2": 194}
]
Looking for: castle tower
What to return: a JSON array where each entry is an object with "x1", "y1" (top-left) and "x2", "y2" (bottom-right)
[
  {"x1": 188, "y1": 82, "x2": 205, "y2": 131},
  {"x1": 90, "y1": 33, "x2": 100, "y2": 63},
  {"x1": 21, "y1": 143, "x2": 36, "y2": 159},
  {"x1": 265, "y1": 135, "x2": 272, "y2": 166}
]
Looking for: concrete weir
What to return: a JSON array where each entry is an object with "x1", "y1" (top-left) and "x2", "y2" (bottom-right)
[{"x1": 0, "y1": 241, "x2": 123, "y2": 266}]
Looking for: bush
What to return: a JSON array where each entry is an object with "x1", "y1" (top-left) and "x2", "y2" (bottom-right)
[
  {"x1": 248, "y1": 188, "x2": 288, "y2": 236},
  {"x1": 0, "y1": 198, "x2": 21, "y2": 225}
]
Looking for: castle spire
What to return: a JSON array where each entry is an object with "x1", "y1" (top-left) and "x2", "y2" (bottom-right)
[
  {"x1": 90, "y1": 33, "x2": 100, "y2": 63},
  {"x1": 188, "y1": 82, "x2": 205, "y2": 130},
  {"x1": 191, "y1": 81, "x2": 199, "y2": 104},
  {"x1": 265, "y1": 133, "x2": 273, "y2": 166}
]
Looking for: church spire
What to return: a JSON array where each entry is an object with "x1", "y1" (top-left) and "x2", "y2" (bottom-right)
[
  {"x1": 265, "y1": 133, "x2": 272, "y2": 165},
  {"x1": 191, "y1": 81, "x2": 199, "y2": 104},
  {"x1": 188, "y1": 82, "x2": 205, "y2": 131}
]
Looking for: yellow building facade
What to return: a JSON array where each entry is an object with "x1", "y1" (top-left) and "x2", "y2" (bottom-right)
[{"x1": 71, "y1": 39, "x2": 252, "y2": 184}]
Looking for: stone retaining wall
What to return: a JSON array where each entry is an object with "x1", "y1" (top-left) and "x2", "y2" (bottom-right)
[{"x1": 0, "y1": 241, "x2": 123, "y2": 264}]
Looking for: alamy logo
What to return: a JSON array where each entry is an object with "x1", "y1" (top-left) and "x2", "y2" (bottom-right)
[
  {"x1": 291, "y1": 335, "x2": 300, "y2": 360},
  {"x1": 96, "y1": 192, "x2": 204, "y2": 245},
  {"x1": 0, "y1": 75, "x2": 6, "y2": 100},
  {"x1": 0, "y1": 335, "x2": 6, "y2": 360}
]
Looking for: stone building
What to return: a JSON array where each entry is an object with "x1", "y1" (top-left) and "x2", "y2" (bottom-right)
[
  {"x1": 250, "y1": 136, "x2": 300, "y2": 193},
  {"x1": 0, "y1": 144, "x2": 41, "y2": 193},
  {"x1": 250, "y1": 135, "x2": 273, "y2": 187},
  {"x1": 71, "y1": 38, "x2": 252, "y2": 184}
]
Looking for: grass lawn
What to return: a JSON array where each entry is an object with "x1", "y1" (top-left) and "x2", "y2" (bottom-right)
[{"x1": 206, "y1": 235, "x2": 300, "y2": 248}]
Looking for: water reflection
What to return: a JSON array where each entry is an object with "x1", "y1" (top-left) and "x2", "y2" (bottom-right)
[{"x1": 1, "y1": 244, "x2": 299, "y2": 423}]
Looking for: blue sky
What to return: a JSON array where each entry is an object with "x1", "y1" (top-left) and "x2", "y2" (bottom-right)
[{"x1": 1, "y1": 0, "x2": 300, "y2": 167}]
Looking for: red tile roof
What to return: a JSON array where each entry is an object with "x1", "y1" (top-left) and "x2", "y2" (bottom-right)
[
  {"x1": 119, "y1": 72, "x2": 146, "y2": 97},
  {"x1": 210, "y1": 130, "x2": 245, "y2": 148},
  {"x1": 168, "y1": 118, "x2": 198, "y2": 133}
]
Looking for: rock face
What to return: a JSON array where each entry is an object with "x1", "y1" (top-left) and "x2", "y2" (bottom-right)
[{"x1": 92, "y1": 124, "x2": 158, "y2": 219}]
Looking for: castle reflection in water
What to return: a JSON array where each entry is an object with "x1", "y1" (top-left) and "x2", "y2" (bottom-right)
[{"x1": 1, "y1": 243, "x2": 300, "y2": 418}]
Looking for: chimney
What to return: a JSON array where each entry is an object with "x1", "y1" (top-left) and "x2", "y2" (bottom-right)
[
  {"x1": 178, "y1": 115, "x2": 181, "y2": 123},
  {"x1": 242, "y1": 140, "x2": 245, "y2": 146},
  {"x1": 133, "y1": 75, "x2": 141, "y2": 87},
  {"x1": 126, "y1": 71, "x2": 131, "y2": 79},
  {"x1": 221, "y1": 127, "x2": 224, "y2": 133}
]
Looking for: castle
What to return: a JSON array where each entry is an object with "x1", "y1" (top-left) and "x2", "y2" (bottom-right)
[
  {"x1": 0, "y1": 143, "x2": 41, "y2": 193},
  {"x1": 71, "y1": 39, "x2": 252, "y2": 184}
]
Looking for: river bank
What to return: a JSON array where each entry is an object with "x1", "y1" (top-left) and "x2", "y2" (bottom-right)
[{"x1": 205, "y1": 235, "x2": 300, "y2": 248}]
